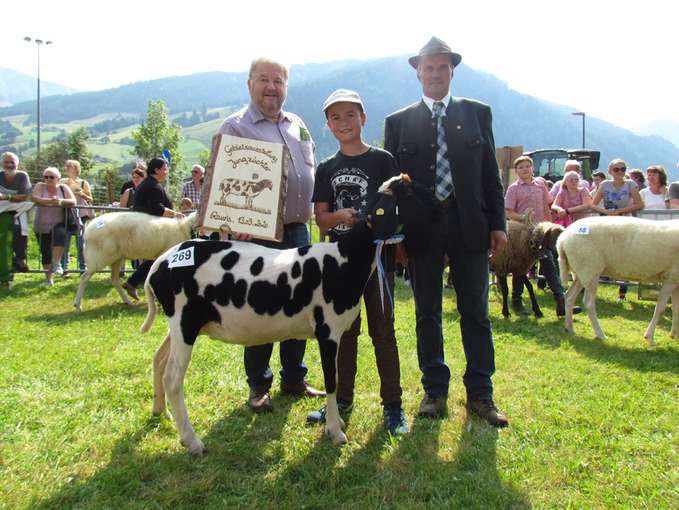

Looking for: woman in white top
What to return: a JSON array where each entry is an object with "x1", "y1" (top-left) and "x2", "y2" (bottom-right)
[{"x1": 639, "y1": 165, "x2": 668, "y2": 210}]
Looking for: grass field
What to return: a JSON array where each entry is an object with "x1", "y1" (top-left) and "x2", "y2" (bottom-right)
[
  {"x1": 86, "y1": 141, "x2": 134, "y2": 162},
  {"x1": 1, "y1": 268, "x2": 677, "y2": 509},
  {"x1": 5, "y1": 109, "x2": 235, "y2": 176},
  {"x1": 179, "y1": 139, "x2": 209, "y2": 166},
  {"x1": 182, "y1": 117, "x2": 228, "y2": 147}
]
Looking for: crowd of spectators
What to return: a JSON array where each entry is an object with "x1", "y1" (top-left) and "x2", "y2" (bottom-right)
[
  {"x1": 0, "y1": 151, "x2": 208, "y2": 289},
  {"x1": 1, "y1": 149, "x2": 678, "y2": 291},
  {"x1": 545, "y1": 159, "x2": 678, "y2": 226},
  {"x1": 507, "y1": 157, "x2": 679, "y2": 305}
]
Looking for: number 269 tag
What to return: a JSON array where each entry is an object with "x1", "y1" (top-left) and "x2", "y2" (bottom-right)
[{"x1": 168, "y1": 246, "x2": 194, "y2": 268}]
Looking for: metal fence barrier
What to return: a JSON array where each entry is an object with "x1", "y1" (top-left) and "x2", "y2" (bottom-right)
[
  {"x1": 16, "y1": 203, "x2": 137, "y2": 275},
  {"x1": 636, "y1": 209, "x2": 679, "y2": 221},
  {"x1": 11, "y1": 204, "x2": 679, "y2": 278},
  {"x1": 12, "y1": 203, "x2": 285, "y2": 275}
]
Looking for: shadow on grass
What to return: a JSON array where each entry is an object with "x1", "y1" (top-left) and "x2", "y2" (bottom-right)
[
  {"x1": 9, "y1": 272, "x2": 133, "y2": 301},
  {"x1": 26, "y1": 392, "x2": 530, "y2": 509},
  {"x1": 491, "y1": 312, "x2": 679, "y2": 375},
  {"x1": 28, "y1": 396, "x2": 297, "y2": 509},
  {"x1": 24, "y1": 301, "x2": 148, "y2": 324},
  {"x1": 561, "y1": 332, "x2": 678, "y2": 375},
  {"x1": 257, "y1": 412, "x2": 529, "y2": 508},
  {"x1": 390, "y1": 413, "x2": 529, "y2": 509}
]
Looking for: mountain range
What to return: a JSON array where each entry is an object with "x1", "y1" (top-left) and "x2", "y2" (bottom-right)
[
  {"x1": 634, "y1": 119, "x2": 679, "y2": 148},
  {"x1": 0, "y1": 67, "x2": 77, "y2": 107},
  {"x1": 2, "y1": 57, "x2": 678, "y2": 181}
]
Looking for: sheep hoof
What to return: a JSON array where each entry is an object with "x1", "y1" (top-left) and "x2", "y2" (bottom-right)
[
  {"x1": 73, "y1": 303, "x2": 81, "y2": 311},
  {"x1": 326, "y1": 427, "x2": 348, "y2": 446},
  {"x1": 644, "y1": 335, "x2": 656, "y2": 347},
  {"x1": 152, "y1": 405, "x2": 166, "y2": 417},
  {"x1": 189, "y1": 444, "x2": 207, "y2": 457},
  {"x1": 183, "y1": 438, "x2": 207, "y2": 457},
  {"x1": 534, "y1": 311, "x2": 544, "y2": 319}
]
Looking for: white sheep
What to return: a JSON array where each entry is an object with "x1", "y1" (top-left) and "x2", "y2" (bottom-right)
[
  {"x1": 557, "y1": 216, "x2": 679, "y2": 345},
  {"x1": 73, "y1": 212, "x2": 198, "y2": 310}
]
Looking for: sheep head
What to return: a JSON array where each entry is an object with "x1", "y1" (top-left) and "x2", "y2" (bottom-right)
[
  {"x1": 373, "y1": 174, "x2": 443, "y2": 254},
  {"x1": 516, "y1": 208, "x2": 536, "y2": 227},
  {"x1": 530, "y1": 221, "x2": 564, "y2": 253},
  {"x1": 184, "y1": 211, "x2": 200, "y2": 230}
]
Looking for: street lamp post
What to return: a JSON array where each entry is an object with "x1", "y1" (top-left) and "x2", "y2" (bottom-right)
[
  {"x1": 571, "y1": 111, "x2": 585, "y2": 149},
  {"x1": 24, "y1": 36, "x2": 52, "y2": 167}
]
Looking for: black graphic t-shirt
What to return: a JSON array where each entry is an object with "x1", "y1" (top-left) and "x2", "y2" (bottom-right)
[{"x1": 312, "y1": 146, "x2": 398, "y2": 241}]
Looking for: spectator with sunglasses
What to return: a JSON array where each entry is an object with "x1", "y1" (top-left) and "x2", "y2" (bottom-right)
[
  {"x1": 181, "y1": 164, "x2": 204, "y2": 208},
  {"x1": 31, "y1": 167, "x2": 76, "y2": 287},
  {"x1": 591, "y1": 159, "x2": 644, "y2": 217},
  {"x1": 591, "y1": 159, "x2": 644, "y2": 301}
]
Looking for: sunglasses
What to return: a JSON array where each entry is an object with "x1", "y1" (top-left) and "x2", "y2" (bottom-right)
[
  {"x1": 611, "y1": 167, "x2": 626, "y2": 173},
  {"x1": 43, "y1": 175, "x2": 57, "y2": 180},
  {"x1": 191, "y1": 170, "x2": 201, "y2": 174}
]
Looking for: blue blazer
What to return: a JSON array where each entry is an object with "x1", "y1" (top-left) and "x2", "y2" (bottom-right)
[{"x1": 384, "y1": 97, "x2": 506, "y2": 251}]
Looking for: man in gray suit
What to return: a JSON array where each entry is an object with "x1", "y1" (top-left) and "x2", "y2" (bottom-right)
[{"x1": 384, "y1": 36, "x2": 508, "y2": 427}]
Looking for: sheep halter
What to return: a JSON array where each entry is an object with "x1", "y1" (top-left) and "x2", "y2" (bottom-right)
[{"x1": 373, "y1": 234, "x2": 405, "y2": 317}]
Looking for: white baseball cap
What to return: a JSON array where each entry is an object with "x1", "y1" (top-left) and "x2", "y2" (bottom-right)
[{"x1": 322, "y1": 89, "x2": 365, "y2": 113}]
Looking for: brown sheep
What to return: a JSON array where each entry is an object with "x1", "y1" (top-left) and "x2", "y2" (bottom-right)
[{"x1": 490, "y1": 219, "x2": 564, "y2": 318}]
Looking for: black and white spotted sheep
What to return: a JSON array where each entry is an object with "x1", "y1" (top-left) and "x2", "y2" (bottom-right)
[
  {"x1": 218, "y1": 178, "x2": 273, "y2": 208},
  {"x1": 140, "y1": 175, "x2": 441, "y2": 455}
]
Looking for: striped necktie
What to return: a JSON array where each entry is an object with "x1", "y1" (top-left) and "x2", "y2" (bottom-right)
[{"x1": 432, "y1": 101, "x2": 454, "y2": 201}]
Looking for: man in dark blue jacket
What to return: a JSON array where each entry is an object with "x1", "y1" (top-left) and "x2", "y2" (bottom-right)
[{"x1": 384, "y1": 37, "x2": 508, "y2": 427}]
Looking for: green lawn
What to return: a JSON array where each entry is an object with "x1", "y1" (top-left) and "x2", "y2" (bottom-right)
[
  {"x1": 86, "y1": 141, "x2": 134, "y2": 162},
  {"x1": 1, "y1": 267, "x2": 677, "y2": 509},
  {"x1": 183, "y1": 117, "x2": 229, "y2": 147}
]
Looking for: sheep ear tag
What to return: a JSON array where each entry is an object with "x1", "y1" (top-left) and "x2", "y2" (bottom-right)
[
  {"x1": 168, "y1": 246, "x2": 195, "y2": 268},
  {"x1": 376, "y1": 208, "x2": 384, "y2": 216}
]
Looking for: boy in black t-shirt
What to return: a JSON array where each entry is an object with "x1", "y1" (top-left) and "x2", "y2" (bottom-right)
[{"x1": 309, "y1": 89, "x2": 407, "y2": 435}]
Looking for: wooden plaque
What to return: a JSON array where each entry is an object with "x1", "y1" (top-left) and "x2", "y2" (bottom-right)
[{"x1": 198, "y1": 134, "x2": 288, "y2": 241}]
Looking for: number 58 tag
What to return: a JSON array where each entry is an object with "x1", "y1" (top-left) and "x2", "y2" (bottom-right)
[
  {"x1": 168, "y1": 246, "x2": 195, "y2": 268},
  {"x1": 575, "y1": 225, "x2": 590, "y2": 235}
]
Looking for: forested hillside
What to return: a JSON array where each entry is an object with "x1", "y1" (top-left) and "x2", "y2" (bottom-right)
[{"x1": 2, "y1": 57, "x2": 677, "y2": 179}]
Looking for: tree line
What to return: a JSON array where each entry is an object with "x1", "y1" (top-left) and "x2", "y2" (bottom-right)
[{"x1": 16, "y1": 100, "x2": 188, "y2": 205}]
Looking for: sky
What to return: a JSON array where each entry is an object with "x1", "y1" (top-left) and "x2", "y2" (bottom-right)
[{"x1": 2, "y1": 0, "x2": 677, "y2": 132}]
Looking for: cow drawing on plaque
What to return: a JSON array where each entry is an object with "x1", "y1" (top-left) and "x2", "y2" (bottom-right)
[{"x1": 217, "y1": 177, "x2": 273, "y2": 211}]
